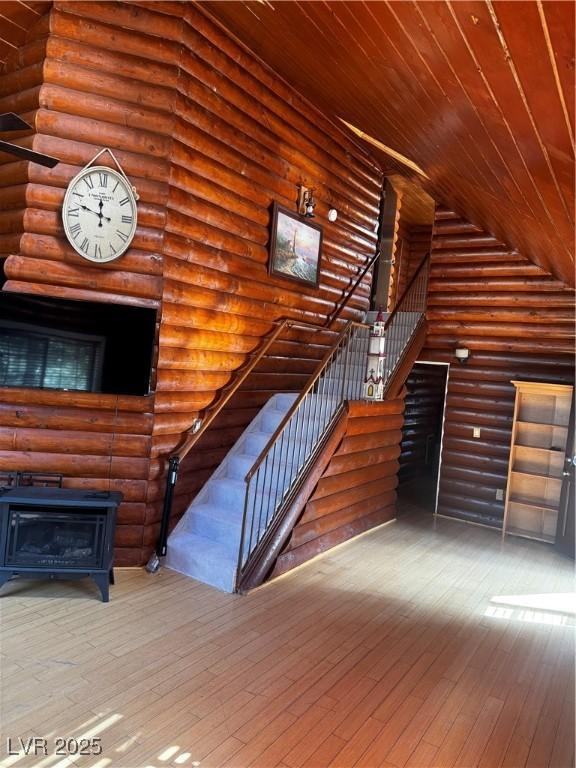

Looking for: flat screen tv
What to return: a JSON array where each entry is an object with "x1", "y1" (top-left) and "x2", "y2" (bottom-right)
[{"x1": 0, "y1": 292, "x2": 156, "y2": 396}]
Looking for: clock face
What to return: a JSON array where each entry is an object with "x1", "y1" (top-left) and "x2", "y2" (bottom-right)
[{"x1": 62, "y1": 165, "x2": 137, "y2": 263}]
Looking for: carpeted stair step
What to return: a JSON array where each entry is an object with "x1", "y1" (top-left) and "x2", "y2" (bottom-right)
[
  {"x1": 166, "y1": 391, "x2": 327, "y2": 593},
  {"x1": 166, "y1": 530, "x2": 237, "y2": 592},
  {"x1": 183, "y1": 502, "x2": 242, "y2": 549}
]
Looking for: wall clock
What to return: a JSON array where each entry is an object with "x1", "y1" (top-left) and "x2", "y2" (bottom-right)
[{"x1": 62, "y1": 164, "x2": 137, "y2": 263}]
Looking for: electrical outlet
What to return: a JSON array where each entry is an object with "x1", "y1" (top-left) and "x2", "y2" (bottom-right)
[
  {"x1": 473, "y1": 427, "x2": 481, "y2": 438},
  {"x1": 496, "y1": 489, "x2": 504, "y2": 501}
]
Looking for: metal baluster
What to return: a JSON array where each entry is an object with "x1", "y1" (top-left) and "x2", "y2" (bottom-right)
[
  {"x1": 348, "y1": 329, "x2": 356, "y2": 399},
  {"x1": 364, "y1": 325, "x2": 370, "y2": 393},
  {"x1": 280, "y1": 420, "x2": 294, "y2": 505},
  {"x1": 298, "y1": 395, "x2": 311, "y2": 476},
  {"x1": 350, "y1": 329, "x2": 357, "y2": 399},
  {"x1": 245, "y1": 470, "x2": 258, "y2": 561},
  {"x1": 310, "y1": 381, "x2": 321, "y2": 456},
  {"x1": 327, "y1": 347, "x2": 337, "y2": 421},
  {"x1": 338, "y1": 338, "x2": 344, "y2": 401},
  {"x1": 277, "y1": 431, "x2": 288, "y2": 513},
  {"x1": 257, "y1": 455, "x2": 270, "y2": 547},
  {"x1": 306, "y1": 388, "x2": 317, "y2": 462},
  {"x1": 290, "y1": 407, "x2": 302, "y2": 488},
  {"x1": 268, "y1": 441, "x2": 281, "y2": 528},
  {"x1": 356, "y1": 328, "x2": 361, "y2": 398},
  {"x1": 272, "y1": 430, "x2": 284, "y2": 517},
  {"x1": 321, "y1": 358, "x2": 330, "y2": 426},
  {"x1": 318, "y1": 367, "x2": 328, "y2": 434},
  {"x1": 340, "y1": 332, "x2": 350, "y2": 403},
  {"x1": 238, "y1": 484, "x2": 249, "y2": 572},
  {"x1": 294, "y1": 396, "x2": 307, "y2": 476},
  {"x1": 293, "y1": 404, "x2": 303, "y2": 479},
  {"x1": 360, "y1": 326, "x2": 365, "y2": 395},
  {"x1": 246, "y1": 471, "x2": 257, "y2": 560},
  {"x1": 279, "y1": 414, "x2": 295, "y2": 508},
  {"x1": 358, "y1": 327, "x2": 363, "y2": 393},
  {"x1": 317, "y1": 362, "x2": 326, "y2": 433}
]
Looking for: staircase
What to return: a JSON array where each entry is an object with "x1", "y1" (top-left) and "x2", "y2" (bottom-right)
[
  {"x1": 165, "y1": 254, "x2": 430, "y2": 593},
  {"x1": 166, "y1": 393, "x2": 297, "y2": 591}
]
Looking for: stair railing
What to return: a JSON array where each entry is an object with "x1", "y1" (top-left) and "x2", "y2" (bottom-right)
[
  {"x1": 236, "y1": 320, "x2": 371, "y2": 588},
  {"x1": 381, "y1": 253, "x2": 430, "y2": 394},
  {"x1": 149, "y1": 250, "x2": 381, "y2": 566},
  {"x1": 235, "y1": 252, "x2": 430, "y2": 591}
]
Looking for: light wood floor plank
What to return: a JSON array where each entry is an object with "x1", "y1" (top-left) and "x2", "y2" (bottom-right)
[{"x1": 1, "y1": 512, "x2": 573, "y2": 768}]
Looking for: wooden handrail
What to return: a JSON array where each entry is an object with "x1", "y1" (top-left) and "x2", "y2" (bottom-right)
[
  {"x1": 173, "y1": 317, "x2": 293, "y2": 463},
  {"x1": 170, "y1": 251, "x2": 381, "y2": 463},
  {"x1": 245, "y1": 320, "x2": 369, "y2": 481},
  {"x1": 326, "y1": 249, "x2": 381, "y2": 328},
  {"x1": 154, "y1": 249, "x2": 381, "y2": 565},
  {"x1": 384, "y1": 252, "x2": 430, "y2": 331}
]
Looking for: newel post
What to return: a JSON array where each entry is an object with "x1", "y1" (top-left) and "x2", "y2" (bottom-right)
[{"x1": 158, "y1": 455, "x2": 180, "y2": 557}]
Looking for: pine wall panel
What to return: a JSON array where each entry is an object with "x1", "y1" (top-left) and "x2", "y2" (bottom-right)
[
  {"x1": 0, "y1": 1, "x2": 382, "y2": 564},
  {"x1": 422, "y1": 207, "x2": 575, "y2": 527}
]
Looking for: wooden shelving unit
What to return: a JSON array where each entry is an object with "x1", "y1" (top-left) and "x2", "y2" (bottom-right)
[{"x1": 503, "y1": 381, "x2": 573, "y2": 543}]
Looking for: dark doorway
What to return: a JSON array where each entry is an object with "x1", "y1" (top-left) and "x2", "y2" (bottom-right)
[{"x1": 397, "y1": 362, "x2": 449, "y2": 513}]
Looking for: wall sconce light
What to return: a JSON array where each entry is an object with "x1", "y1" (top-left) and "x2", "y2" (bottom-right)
[
  {"x1": 328, "y1": 208, "x2": 338, "y2": 222},
  {"x1": 297, "y1": 185, "x2": 316, "y2": 218},
  {"x1": 454, "y1": 347, "x2": 470, "y2": 364}
]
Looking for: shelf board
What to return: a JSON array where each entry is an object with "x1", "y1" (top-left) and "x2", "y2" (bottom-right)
[
  {"x1": 511, "y1": 469, "x2": 562, "y2": 482},
  {"x1": 514, "y1": 444, "x2": 565, "y2": 455},
  {"x1": 516, "y1": 420, "x2": 569, "y2": 430},
  {"x1": 505, "y1": 527, "x2": 555, "y2": 544},
  {"x1": 508, "y1": 497, "x2": 558, "y2": 514}
]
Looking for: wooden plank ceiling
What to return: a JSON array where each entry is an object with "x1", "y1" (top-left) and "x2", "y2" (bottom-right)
[
  {"x1": 1, "y1": 1, "x2": 573, "y2": 286},
  {"x1": 205, "y1": 1, "x2": 575, "y2": 287}
]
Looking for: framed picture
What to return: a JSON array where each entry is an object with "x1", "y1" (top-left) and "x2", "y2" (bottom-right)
[{"x1": 268, "y1": 202, "x2": 323, "y2": 287}]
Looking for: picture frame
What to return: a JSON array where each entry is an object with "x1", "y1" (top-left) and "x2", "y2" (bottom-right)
[{"x1": 268, "y1": 202, "x2": 323, "y2": 288}]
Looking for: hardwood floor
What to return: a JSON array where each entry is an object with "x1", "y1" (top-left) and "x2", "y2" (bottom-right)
[{"x1": 0, "y1": 513, "x2": 574, "y2": 768}]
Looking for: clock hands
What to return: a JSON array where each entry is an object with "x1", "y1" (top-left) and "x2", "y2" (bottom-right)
[{"x1": 80, "y1": 202, "x2": 111, "y2": 224}]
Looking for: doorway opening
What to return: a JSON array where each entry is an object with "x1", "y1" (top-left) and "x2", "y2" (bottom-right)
[{"x1": 397, "y1": 361, "x2": 449, "y2": 514}]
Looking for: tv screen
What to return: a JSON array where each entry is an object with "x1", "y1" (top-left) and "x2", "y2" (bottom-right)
[{"x1": 0, "y1": 292, "x2": 156, "y2": 396}]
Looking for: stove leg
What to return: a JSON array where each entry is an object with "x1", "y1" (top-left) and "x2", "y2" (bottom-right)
[
  {"x1": 92, "y1": 573, "x2": 110, "y2": 602},
  {"x1": 109, "y1": 567, "x2": 115, "y2": 585}
]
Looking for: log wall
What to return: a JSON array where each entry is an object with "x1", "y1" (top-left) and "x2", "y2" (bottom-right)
[
  {"x1": 0, "y1": 12, "x2": 49, "y2": 265},
  {"x1": 422, "y1": 207, "x2": 575, "y2": 527},
  {"x1": 0, "y1": 1, "x2": 382, "y2": 564},
  {"x1": 395, "y1": 223, "x2": 433, "y2": 302},
  {"x1": 273, "y1": 398, "x2": 403, "y2": 576}
]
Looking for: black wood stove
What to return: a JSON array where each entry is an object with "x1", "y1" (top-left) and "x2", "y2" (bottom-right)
[{"x1": 0, "y1": 487, "x2": 122, "y2": 601}]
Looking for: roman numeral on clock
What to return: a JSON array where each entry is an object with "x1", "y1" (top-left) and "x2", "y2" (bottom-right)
[
  {"x1": 68, "y1": 207, "x2": 80, "y2": 218},
  {"x1": 99, "y1": 172, "x2": 108, "y2": 188},
  {"x1": 94, "y1": 243, "x2": 102, "y2": 260},
  {"x1": 119, "y1": 197, "x2": 130, "y2": 206},
  {"x1": 69, "y1": 222, "x2": 81, "y2": 237},
  {"x1": 121, "y1": 215, "x2": 133, "y2": 224},
  {"x1": 80, "y1": 237, "x2": 90, "y2": 253},
  {"x1": 116, "y1": 230, "x2": 129, "y2": 243},
  {"x1": 85, "y1": 176, "x2": 94, "y2": 190}
]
